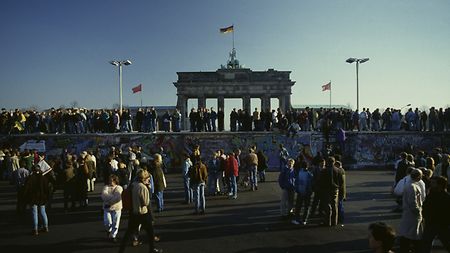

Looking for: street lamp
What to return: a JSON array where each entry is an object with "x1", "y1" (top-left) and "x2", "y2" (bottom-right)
[
  {"x1": 346, "y1": 57, "x2": 369, "y2": 112},
  {"x1": 110, "y1": 60, "x2": 132, "y2": 115}
]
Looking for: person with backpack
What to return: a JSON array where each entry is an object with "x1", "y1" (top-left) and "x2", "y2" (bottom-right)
[{"x1": 118, "y1": 169, "x2": 162, "y2": 253}]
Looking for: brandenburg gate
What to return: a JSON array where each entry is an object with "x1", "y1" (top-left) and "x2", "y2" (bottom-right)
[{"x1": 173, "y1": 49, "x2": 296, "y2": 130}]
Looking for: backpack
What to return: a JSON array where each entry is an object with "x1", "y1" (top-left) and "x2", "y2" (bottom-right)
[{"x1": 121, "y1": 185, "x2": 132, "y2": 212}]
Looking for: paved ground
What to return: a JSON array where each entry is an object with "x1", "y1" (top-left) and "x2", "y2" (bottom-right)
[{"x1": 0, "y1": 169, "x2": 446, "y2": 253}]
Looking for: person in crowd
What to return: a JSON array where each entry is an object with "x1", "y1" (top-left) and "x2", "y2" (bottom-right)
[
  {"x1": 292, "y1": 160, "x2": 313, "y2": 225},
  {"x1": 246, "y1": 147, "x2": 258, "y2": 191},
  {"x1": 225, "y1": 151, "x2": 239, "y2": 199},
  {"x1": 279, "y1": 144, "x2": 289, "y2": 172},
  {"x1": 278, "y1": 158, "x2": 296, "y2": 219},
  {"x1": 335, "y1": 160, "x2": 347, "y2": 226},
  {"x1": 256, "y1": 150, "x2": 268, "y2": 183},
  {"x1": 425, "y1": 156, "x2": 435, "y2": 172},
  {"x1": 217, "y1": 149, "x2": 228, "y2": 195},
  {"x1": 83, "y1": 151, "x2": 96, "y2": 192},
  {"x1": 398, "y1": 169, "x2": 426, "y2": 253},
  {"x1": 101, "y1": 174, "x2": 123, "y2": 242},
  {"x1": 62, "y1": 160, "x2": 77, "y2": 212},
  {"x1": 11, "y1": 159, "x2": 30, "y2": 214},
  {"x1": 287, "y1": 121, "x2": 301, "y2": 137},
  {"x1": 217, "y1": 107, "x2": 224, "y2": 132},
  {"x1": 368, "y1": 222, "x2": 396, "y2": 253},
  {"x1": 118, "y1": 169, "x2": 162, "y2": 253},
  {"x1": 76, "y1": 154, "x2": 89, "y2": 208},
  {"x1": 172, "y1": 108, "x2": 181, "y2": 132},
  {"x1": 310, "y1": 157, "x2": 325, "y2": 218},
  {"x1": 181, "y1": 152, "x2": 193, "y2": 204},
  {"x1": 23, "y1": 164, "x2": 50, "y2": 236},
  {"x1": 161, "y1": 111, "x2": 171, "y2": 132},
  {"x1": 422, "y1": 176, "x2": 450, "y2": 253},
  {"x1": 207, "y1": 151, "x2": 220, "y2": 196},
  {"x1": 318, "y1": 157, "x2": 345, "y2": 227},
  {"x1": 189, "y1": 157, "x2": 208, "y2": 214},
  {"x1": 151, "y1": 154, "x2": 166, "y2": 212},
  {"x1": 230, "y1": 108, "x2": 238, "y2": 132},
  {"x1": 434, "y1": 154, "x2": 450, "y2": 190},
  {"x1": 210, "y1": 107, "x2": 217, "y2": 132}
]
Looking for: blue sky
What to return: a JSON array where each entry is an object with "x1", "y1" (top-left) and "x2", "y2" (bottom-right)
[{"x1": 1, "y1": 0, "x2": 449, "y2": 112}]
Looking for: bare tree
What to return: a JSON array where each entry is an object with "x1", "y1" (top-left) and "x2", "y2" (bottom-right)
[{"x1": 70, "y1": 101, "x2": 79, "y2": 108}]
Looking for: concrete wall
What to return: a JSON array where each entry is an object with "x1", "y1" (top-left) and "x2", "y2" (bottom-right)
[{"x1": 1, "y1": 132, "x2": 449, "y2": 172}]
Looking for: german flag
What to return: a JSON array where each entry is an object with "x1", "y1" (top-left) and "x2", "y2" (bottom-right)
[{"x1": 220, "y1": 25, "x2": 234, "y2": 34}]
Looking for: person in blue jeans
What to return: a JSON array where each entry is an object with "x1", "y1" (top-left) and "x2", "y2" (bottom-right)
[
  {"x1": 226, "y1": 151, "x2": 239, "y2": 199},
  {"x1": 189, "y1": 159, "x2": 208, "y2": 214},
  {"x1": 182, "y1": 153, "x2": 193, "y2": 204},
  {"x1": 334, "y1": 160, "x2": 346, "y2": 226},
  {"x1": 278, "y1": 159, "x2": 296, "y2": 219},
  {"x1": 246, "y1": 148, "x2": 259, "y2": 191},
  {"x1": 292, "y1": 161, "x2": 314, "y2": 225},
  {"x1": 23, "y1": 164, "x2": 50, "y2": 235},
  {"x1": 151, "y1": 154, "x2": 166, "y2": 212},
  {"x1": 207, "y1": 152, "x2": 220, "y2": 195}
]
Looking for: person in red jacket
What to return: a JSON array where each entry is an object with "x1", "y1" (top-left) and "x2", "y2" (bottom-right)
[{"x1": 226, "y1": 151, "x2": 239, "y2": 199}]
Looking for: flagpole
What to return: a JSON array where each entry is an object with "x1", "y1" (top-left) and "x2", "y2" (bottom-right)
[
  {"x1": 140, "y1": 84, "x2": 143, "y2": 107},
  {"x1": 232, "y1": 23, "x2": 235, "y2": 50},
  {"x1": 329, "y1": 80, "x2": 332, "y2": 109}
]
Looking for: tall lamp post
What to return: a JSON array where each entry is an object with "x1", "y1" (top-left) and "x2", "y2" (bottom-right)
[
  {"x1": 346, "y1": 57, "x2": 369, "y2": 112},
  {"x1": 110, "y1": 60, "x2": 132, "y2": 115}
]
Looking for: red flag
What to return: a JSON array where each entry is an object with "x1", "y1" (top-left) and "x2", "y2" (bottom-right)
[
  {"x1": 322, "y1": 82, "x2": 331, "y2": 91},
  {"x1": 132, "y1": 84, "x2": 142, "y2": 93}
]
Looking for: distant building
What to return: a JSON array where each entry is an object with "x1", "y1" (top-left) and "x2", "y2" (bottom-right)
[
  {"x1": 173, "y1": 48, "x2": 296, "y2": 130},
  {"x1": 292, "y1": 104, "x2": 351, "y2": 110}
]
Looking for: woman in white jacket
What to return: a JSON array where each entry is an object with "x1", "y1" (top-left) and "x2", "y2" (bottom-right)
[{"x1": 101, "y1": 174, "x2": 123, "y2": 242}]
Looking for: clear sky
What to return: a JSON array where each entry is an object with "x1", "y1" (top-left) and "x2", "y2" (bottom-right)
[{"x1": 1, "y1": 0, "x2": 450, "y2": 112}]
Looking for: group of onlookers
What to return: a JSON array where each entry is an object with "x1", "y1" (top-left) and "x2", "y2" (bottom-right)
[
  {"x1": 2, "y1": 106, "x2": 449, "y2": 134},
  {"x1": 4, "y1": 142, "x2": 450, "y2": 253},
  {"x1": 274, "y1": 106, "x2": 450, "y2": 134},
  {"x1": 392, "y1": 148, "x2": 450, "y2": 253},
  {"x1": 0, "y1": 107, "x2": 178, "y2": 134},
  {"x1": 181, "y1": 145, "x2": 269, "y2": 215},
  {"x1": 278, "y1": 148, "x2": 347, "y2": 228}
]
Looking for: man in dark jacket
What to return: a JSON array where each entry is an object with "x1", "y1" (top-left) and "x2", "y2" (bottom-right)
[
  {"x1": 318, "y1": 157, "x2": 345, "y2": 227},
  {"x1": 23, "y1": 165, "x2": 50, "y2": 235},
  {"x1": 422, "y1": 176, "x2": 450, "y2": 253}
]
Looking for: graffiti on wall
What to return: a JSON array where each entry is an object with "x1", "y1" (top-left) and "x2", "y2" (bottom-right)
[{"x1": 1, "y1": 132, "x2": 448, "y2": 171}]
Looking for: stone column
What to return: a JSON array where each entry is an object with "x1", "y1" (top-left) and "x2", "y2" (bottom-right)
[
  {"x1": 261, "y1": 96, "x2": 270, "y2": 112},
  {"x1": 198, "y1": 96, "x2": 206, "y2": 109},
  {"x1": 176, "y1": 95, "x2": 188, "y2": 130},
  {"x1": 217, "y1": 96, "x2": 225, "y2": 111},
  {"x1": 243, "y1": 95, "x2": 251, "y2": 113},
  {"x1": 284, "y1": 94, "x2": 291, "y2": 112},
  {"x1": 279, "y1": 96, "x2": 286, "y2": 114}
]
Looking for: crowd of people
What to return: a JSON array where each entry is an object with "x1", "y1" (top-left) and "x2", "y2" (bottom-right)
[
  {"x1": 2, "y1": 142, "x2": 450, "y2": 253},
  {"x1": 391, "y1": 148, "x2": 450, "y2": 253},
  {"x1": 1, "y1": 106, "x2": 450, "y2": 134}
]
